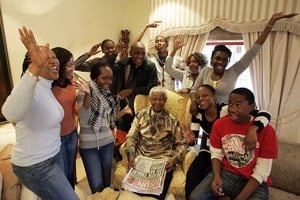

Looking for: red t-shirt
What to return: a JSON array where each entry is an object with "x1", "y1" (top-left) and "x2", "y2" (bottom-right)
[{"x1": 210, "y1": 116, "x2": 278, "y2": 185}]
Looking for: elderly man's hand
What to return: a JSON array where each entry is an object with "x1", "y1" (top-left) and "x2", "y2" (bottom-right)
[
  {"x1": 128, "y1": 156, "x2": 135, "y2": 170},
  {"x1": 165, "y1": 159, "x2": 176, "y2": 172}
]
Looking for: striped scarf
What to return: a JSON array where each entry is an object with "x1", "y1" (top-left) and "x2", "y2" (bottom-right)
[{"x1": 88, "y1": 80, "x2": 117, "y2": 132}]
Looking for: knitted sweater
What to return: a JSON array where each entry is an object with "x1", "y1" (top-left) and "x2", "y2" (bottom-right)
[
  {"x1": 77, "y1": 91, "x2": 114, "y2": 149},
  {"x1": 2, "y1": 73, "x2": 64, "y2": 166}
]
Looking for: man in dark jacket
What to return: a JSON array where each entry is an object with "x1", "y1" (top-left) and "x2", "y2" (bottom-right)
[{"x1": 112, "y1": 42, "x2": 158, "y2": 132}]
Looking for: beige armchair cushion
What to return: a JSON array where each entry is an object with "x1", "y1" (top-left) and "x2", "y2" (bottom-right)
[
  {"x1": 0, "y1": 144, "x2": 21, "y2": 200},
  {"x1": 114, "y1": 89, "x2": 196, "y2": 200},
  {"x1": 270, "y1": 141, "x2": 300, "y2": 195}
]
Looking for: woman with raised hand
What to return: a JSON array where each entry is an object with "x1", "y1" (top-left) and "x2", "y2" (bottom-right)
[
  {"x1": 2, "y1": 27, "x2": 79, "y2": 199},
  {"x1": 189, "y1": 12, "x2": 298, "y2": 115},
  {"x1": 165, "y1": 35, "x2": 208, "y2": 94}
]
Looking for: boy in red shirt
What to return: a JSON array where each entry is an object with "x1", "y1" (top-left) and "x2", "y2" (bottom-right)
[{"x1": 190, "y1": 88, "x2": 278, "y2": 200}]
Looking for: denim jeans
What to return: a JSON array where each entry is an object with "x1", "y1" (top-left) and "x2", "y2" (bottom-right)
[
  {"x1": 79, "y1": 142, "x2": 114, "y2": 194},
  {"x1": 189, "y1": 169, "x2": 269, "y2": 200},
  {"x1": 12, "y1": 151, "x2": 79, "y2": 200},
  {"x1": 60, "y1": 129, "x2": 78, "y2": 188}
]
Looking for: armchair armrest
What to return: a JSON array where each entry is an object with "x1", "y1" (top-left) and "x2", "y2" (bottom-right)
[
  {"x1": 118, "y1": 142, "x2": 128, "y2": 167},
  {"x1": 114, "y1": 142, "x2": 128, "y2": 189},
  {"x1": 182, "y1": 148, "x2": 197, "y2": 175}
]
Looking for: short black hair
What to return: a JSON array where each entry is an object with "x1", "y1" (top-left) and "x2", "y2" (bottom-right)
[
  {"x1": 101, "y1": 39, "x2": 115, "y2": 51},
  {"x1": 230, "y1": 87, "x2": 255, "y2": 105},
  {"x1": 90, "y1": 61, "x2": 110, "y2": 80},
  {"x1": 212, "y1": 45, "x2": 232, "y2": 59},
  {"x1": 199, "y1": 84, "x2": 216, "y2": 94}
]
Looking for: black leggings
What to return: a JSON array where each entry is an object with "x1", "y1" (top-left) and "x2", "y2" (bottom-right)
[{"x1": 185, "y1": 151, "x2": 212, "y2": 199}]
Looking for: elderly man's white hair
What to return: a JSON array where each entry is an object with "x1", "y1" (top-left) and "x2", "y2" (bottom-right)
[{"x1": 149, "y1": 86, "x2": 167, "y2": 99}]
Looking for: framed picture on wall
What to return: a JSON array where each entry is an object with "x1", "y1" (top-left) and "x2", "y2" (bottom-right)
[{"x1": 0, "y1": 9, "x2": 12, "y2": 123}]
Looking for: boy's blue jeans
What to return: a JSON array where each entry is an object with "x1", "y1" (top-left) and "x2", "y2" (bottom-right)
[{"x1": 189, "y1": 168, "x2": 268, "y2": 200}]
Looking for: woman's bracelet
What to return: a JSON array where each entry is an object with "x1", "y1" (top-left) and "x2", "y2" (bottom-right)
[{"x1": 26, "y1": 70, "x2": 38, "y2": 80}]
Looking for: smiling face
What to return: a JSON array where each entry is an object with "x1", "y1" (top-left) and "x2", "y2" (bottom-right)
[
  {"x1": 195, "y1": 85, "x2": 216, "y2": 110},
  {"x1": 63, "y1": 57, "x2": 75, "y2": 80},
  {"x1": 188, "y1": 55, "x2": 201, "y2": 74},
  {"x1": 95, "y1": 66, "x2": 113, "y2": 90},
  {"x1": 39, "y1": 50, "x2": 59, "y2": 80},
  {"x1": 228, "y1": 93, "x2": 255, "y2": 124},
  {"x1": 102, "y1": 40, "x2": 116, "y2": 57},
  {"x1": 130, "y1": 42, "x2": 146, "y2": 67},
  {"x1": 211, "y1": 51, "x2": 229, "y2": 75},
  {"x1": 150, "y1": 91, "x2": 167, "y2": 113}
]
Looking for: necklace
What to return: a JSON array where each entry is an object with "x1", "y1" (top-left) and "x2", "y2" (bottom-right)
[
  {"x1": 154, "y1": 54, "x2": 167, "y2": 87},
  {"x1": 154, "y1": 54, "x2": 166, "y2": 67}
]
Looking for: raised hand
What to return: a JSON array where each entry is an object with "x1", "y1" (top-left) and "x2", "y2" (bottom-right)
[
  {"x1": 146, "y1": 20, "x2": 162, "y2": 29},
  {"x1": 87, "y1": 43, "x2": 101, "y2": 56},
  {"x1": 19, "y1": 26, "x2": 49, "y2": 75},
  {"x1": 270, "y1": 12, "x2": 298, "y2": 24},
  {"x1": 169, "y1": 35, "x2": 186, "y2": 57},
  {"x1": 173, "y1": 35, "x2": 185, "y2": 50},
  {"x1": 257, "y1": 12, "x2": 298, "y2": 45}
]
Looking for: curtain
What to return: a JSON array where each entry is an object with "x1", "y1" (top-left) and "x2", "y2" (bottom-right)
[
  {"x1": 167, "y1": 33, "x2": 209, "y2": 59},
  {"x1": 244, "y1": 32, "x2": 300, "y2": 143},
  {"x1": 149, "y1": 0, "x2": 300, "y2": 44}
]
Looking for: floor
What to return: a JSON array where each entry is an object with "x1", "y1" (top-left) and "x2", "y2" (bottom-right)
[
  {"x1": 75, "y1": 154, "x2": 117, "y2": 200},
  {"x1": 75, "y1": 155, "x2": 92, "y2": 200}
]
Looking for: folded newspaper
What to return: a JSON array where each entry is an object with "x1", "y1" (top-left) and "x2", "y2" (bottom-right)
[{"x1": 122, "y1": 156, "x2": 167, "y2": 196}]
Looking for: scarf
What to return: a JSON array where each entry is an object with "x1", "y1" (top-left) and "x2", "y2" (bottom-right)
[{"x1": 88, "y1": 80, "x2": 117, "y2": 132}]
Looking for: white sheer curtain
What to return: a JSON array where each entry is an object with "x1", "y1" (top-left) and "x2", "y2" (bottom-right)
[{"x1": 244, "y1": 32, "x2": 300, "y2": 143}]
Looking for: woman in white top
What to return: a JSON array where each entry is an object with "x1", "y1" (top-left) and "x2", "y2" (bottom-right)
[
  {"x1": 165, "y1": 36, "x2": 208, "y2": 94},
  {"x1": 2, "y1": 27, "x2": 79, "y2": 200}
]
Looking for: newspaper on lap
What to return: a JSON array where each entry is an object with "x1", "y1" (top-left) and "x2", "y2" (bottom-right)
[{"x1": 122, "y1": 156, "x2": 167, "y2": 195}]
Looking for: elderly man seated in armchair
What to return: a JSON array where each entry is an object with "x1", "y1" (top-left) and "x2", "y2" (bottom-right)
[{"x1": 123, "y1": 86, "x2": 188, "y2": 200}]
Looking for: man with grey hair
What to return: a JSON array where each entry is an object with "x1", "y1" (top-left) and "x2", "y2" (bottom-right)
[{"x1": 125, "y1": 86, "x2": 187, "y2": 200}]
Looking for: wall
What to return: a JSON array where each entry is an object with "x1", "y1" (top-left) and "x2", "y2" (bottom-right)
[{"x1": 0, "y1": 0, "x2": 150, "y2": 85}]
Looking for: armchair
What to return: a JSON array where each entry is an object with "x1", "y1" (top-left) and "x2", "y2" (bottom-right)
[{"x1": 113, "y1": 89, "x2": 197, "y2": 200}]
